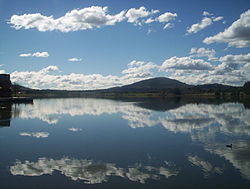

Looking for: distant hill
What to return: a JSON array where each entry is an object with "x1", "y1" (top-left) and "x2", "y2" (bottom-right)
[
  {"x1": 106, "y1": 77, "x2": 189, "y2": 92},
  {"x1": 10, "y1": 77, "x2": 250, "y2": 99},
  {"x1": 195, "y1": 83, "x2": 237, "y2": 91},
  {"x1": 12, "y1": 84, "x2": 32, "y2": 91}
]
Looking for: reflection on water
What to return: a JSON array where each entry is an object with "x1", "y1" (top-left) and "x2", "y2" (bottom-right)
[
  {"x1": 68, "y1": 127, "x2": 82, "y2": 132},
  {"x1": 19, "y1": 132, "x2": 50, "y2": 138},
  {"x1": 206, "y1": 140, "x2": 250, "y2": 180},
  {"x1": 10, "y1": 157, "x2": 178, "y2": 184},
  {"x1": 0, "y1": 98, "x2": 250, "y2": 188},
  {"x1": 0, "y1": 102, "x2": 12, "y2": 127},
  {"x1": 12, "y1": 99, "x2": 250, "y2": 135},
  {"x1": 187, "y1": 155, "x2": 223, "y2": 178}
]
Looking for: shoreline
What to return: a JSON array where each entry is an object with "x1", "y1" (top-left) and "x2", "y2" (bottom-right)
[{"x1": 0, "y1": 97, "x2": 33, "y2": 103}]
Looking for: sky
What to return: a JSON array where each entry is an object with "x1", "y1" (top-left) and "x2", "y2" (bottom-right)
[{"x1": 0, "y1": 0, "x2": 249, "y2": 90}]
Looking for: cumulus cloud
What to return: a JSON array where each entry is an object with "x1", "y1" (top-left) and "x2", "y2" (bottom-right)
[
  {"x1": 41, "y1": 65, "x2": 59, "y2": 73},
  {"x1": 10, "y1": 60, "x2": 158, "y2": 90},
  {"x1": 145, "y1": 18, "x2": 155, "y2": 24},
  {"x1": 159, "y1": 48, "x2": 249, "y2": 86},
  {"x1": 208, "y1": 53, "x2": 250, "y2": 80},
  {"x1": 187, "y1": 11, "x2": 223, "y2": 34},
  {"x1": 213, "y1": 16, "x2": 224, "y2": 22},
  {"x1": 157, "y1": 12, "x2": 177, "y2": 23},
  {"x1": 189, "y1": 47, "x2": 217, "y2": 61},
  {"x1": 10, "y1": 50, "x2": 250, "y2": 89},
  {"x1": 125, "y1": 7, "x2": 159, "y2": 25},
  {"x1": 19, "y1": 132, "x2": 49, "y2": 138},
  {"x1": 122, "y1": 60, "x2": 158, "y2": 79},
  {"x1": 144, "y1": 11, "x2": 177, "y2": 29},
  {"x1": 19, "y1": 51, "x2": 49, "y2": 57},
  {"x1": 219, "y1": 53, "x2": 250, "y2": 64},
  {"x1": 163, "y1": 23, "x2": 174, "y2": 29},
  {"x1": 161, "y1": 56, "x2": 213, "y2": 71},
  {"x1": 168, "y1": 68, "x2": 247, "y2": 86},
  {"x1": 9, "y1": 6, "x2": 178, "y2": 32},
  {"x1": 68, "y1": 58, "x2": 82, "y2": 62},
  {"x1": 19, "y1": 53, "x2": 32, "y2": 57},
  {"x1": 203, "y1": 9, "x2": 250, "y2": 48},
  {"x1": 209, "y1": 53, "x2": 250, "y2": 76},
  {"x1": 10, "y1": 6, "x2": 126, "y2": 32},
  {"x1": 203, "y1": 11, "x2": 213, "y2": 16},
  {"x1": 187, "y1": 17, "x2": 213, "y2": 34}
]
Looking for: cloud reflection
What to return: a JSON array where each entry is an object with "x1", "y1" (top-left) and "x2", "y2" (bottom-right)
[
  {"x1": 68, "y1": 128, "x2": 82, "y2": 132},
  {"x1": 12, "y1": 99, "x2": 250, "y2": 180},
  {"x1": 205, "y1": 141, "x2": 250, "y2": 180},
  {"x1": 19, "y1": 132, "x2": 49, "y2": 138},
  {"x1": 188, "y1": 155, "x2": 223, "y2": 178},
  {"x1": 10, "y1": 157, "x2": 178, "y2": 184},
  {"x1": 13, "y1": 99, "x2": 250, "y2": 137}
]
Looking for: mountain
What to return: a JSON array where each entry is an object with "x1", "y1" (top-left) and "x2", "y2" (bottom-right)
[{"x1": 106, "y1": 77, "x2": 189, "y2": 92}]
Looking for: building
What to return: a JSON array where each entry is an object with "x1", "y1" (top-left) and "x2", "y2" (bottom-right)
[{"x1": 0, "y1": 74, "x2": 11, "y2": 97}]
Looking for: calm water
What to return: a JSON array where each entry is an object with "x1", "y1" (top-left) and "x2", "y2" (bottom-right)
[{"x1": 0, "y1": 98, "x2": 250, "y2": 188}]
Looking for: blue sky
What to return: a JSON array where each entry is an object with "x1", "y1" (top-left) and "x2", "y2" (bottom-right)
[{"x1": 0, "y1": 0, "x2": 249, "y2": 89}]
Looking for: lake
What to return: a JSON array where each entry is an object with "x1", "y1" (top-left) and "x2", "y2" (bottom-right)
[{"x1": 0, "y1": 98, "x2": 249, "y2": 188}]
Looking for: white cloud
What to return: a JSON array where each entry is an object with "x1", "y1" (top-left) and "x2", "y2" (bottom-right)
[
  {"x1": 159, "y1": 52, "x2": 248, "y2": 86},
  {"x1": 10, "y1": 6, "x2": 126, "y2": 32},
  {"x1": 210, "y1": 53, "x2": 250, "y2": 77},
  {"x1": 203, "y1": 11, "x2": 213, "y2": 16},
  {"x1": 10, "y1": 49, "x2": 250, "y2": 90},
  {"x1": 68, "y1": 58, "x2": 82, "y2": 62},
  {"x1": 19, "y1": 132, "x2": 49, "y2": 138},
  {"x1": 125, "y1": 7, "x2": 159, "y2": 25},
  {"x1": 10, "y1": 60, "x2": 157, "y2": 90},
  {"x1": 187, "y1": 11, "x2": 223, "y2": 34},
  {"x1": 19, "y1": 53, "x2": 32, "y2": 57},
  {"x1": 219, "y1": 53, "x2": 250, "y2": 64},
  {"x1": 203, "y1": 9, "x2": 250, "y2": 48},
  {"x1": 9, "y1": 6, "x2": 178, "y2": 32},
  {"x1": 122, "y1": 60, "x2": 158, "y2": 79},
  {"x1": 33, "y1": 52, "x2": 49, "y2": 57},
  {"x1": 161, "y1": 56, "x2": 213, "y2": 71},
  {"x1": 145, "y1": 18, "x2": 155, "y2": 24},
  {"x1": 187, "y1": 17, "x2": 213, "y2": 34},
  {"x1": 157, "y1": 12, "x2": 177, "y2": 23},
  {"x1": 189, "y1": 47, "x2": 217, "y2": 61},
  {"x1": 143, "y1": 11, "x2": 177, "y2": 29},
  {"x1": 41, "y1": 65, "x2": 59, "y2": 73},
  {"x1": 163, "y1": 23, "x2": 174, "y2": 29},
  {"x1": 128, "y1": 60, "x2": 145, "y2": 67},
  {"x1": 0, "y1": 68, "x2": 6, "y2": 74},
  {"x1": 155, "y1": 46, "x2": 249, "y2": 86},
  {"x1": 213, "y1": 16, "x2": 224, "y2": 22},
  {"x1": 19, "y1": 52, "x2": 49, "y2": 58}
]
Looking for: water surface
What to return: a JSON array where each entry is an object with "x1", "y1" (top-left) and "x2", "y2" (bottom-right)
[{"x1": 0, "y1": 98, "x2": 249, "y2": 188}]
